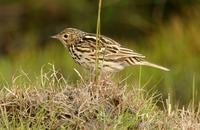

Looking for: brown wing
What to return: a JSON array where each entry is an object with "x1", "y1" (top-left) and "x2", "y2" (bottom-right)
[{"x1": 78, "y1": 33, "x2": 145, "y2": 59}]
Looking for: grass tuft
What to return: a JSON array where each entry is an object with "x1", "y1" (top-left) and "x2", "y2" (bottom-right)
[{"x1": 0, "y1": 66, "x2": 199, "y2": 129}]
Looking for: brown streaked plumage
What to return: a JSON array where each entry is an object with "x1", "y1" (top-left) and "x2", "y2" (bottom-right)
[{"x1": 52, "y1": 28, "x2": 169, "y2": 72}]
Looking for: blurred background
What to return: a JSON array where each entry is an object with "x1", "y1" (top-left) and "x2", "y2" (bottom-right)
[{"x1": 0, "y1": 0, "x2": 199, "y2": 106}]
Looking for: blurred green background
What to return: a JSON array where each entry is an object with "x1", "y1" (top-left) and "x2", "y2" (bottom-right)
[{"x1": 0, "y1": 0, "x2": 199, "y2": 106}]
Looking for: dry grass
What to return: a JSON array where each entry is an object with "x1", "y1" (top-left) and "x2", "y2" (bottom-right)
[{"x1": 0, "y1": 66, "x2": 199, "y2": 130}]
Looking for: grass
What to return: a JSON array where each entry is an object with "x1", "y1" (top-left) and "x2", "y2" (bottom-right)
[
  {"x1": 94, "y1": 0, "x2": 102, "y2": 83},
  {"x1": 0, "y1": 65, "x2": 199, "y2": 129},
  {"x1": 0, "y1": 1, "x2": 200, "y2": 129}
]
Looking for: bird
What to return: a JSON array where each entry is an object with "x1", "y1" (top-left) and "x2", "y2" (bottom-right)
[{"x1": 51, "y1": 28, "x2": 169, "y2": 72}]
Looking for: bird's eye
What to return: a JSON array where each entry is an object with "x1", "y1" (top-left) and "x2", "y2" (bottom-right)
[{"x1": 63, "y1": 34, "x2": 68, "y2": 39}]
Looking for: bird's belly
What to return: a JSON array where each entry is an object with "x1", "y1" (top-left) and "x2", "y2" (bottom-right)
[
  {"x1": 100, "y1": 61, "x2": 125, "y2": 72},
  {"x1": 79, "y1": 58, "x2": 124, "y2": 72}
]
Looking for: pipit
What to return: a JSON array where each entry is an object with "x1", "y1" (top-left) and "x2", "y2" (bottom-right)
[{"x1": 51, "y1": 28, "x2": 169, "y2": 72}]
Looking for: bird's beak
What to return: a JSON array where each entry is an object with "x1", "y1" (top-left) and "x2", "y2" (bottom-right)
[{"x1": 51, "y1": 34, "x2": 59, "y2": 39}]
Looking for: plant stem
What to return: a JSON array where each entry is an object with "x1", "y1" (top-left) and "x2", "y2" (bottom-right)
[{"x1": 95, "y1": 0, "x2": 102, "y2": 84}]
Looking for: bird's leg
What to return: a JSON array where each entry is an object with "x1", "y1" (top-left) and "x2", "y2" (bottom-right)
[{"x1": 99, "y1": 71, "x2": 112, "y2": 87}]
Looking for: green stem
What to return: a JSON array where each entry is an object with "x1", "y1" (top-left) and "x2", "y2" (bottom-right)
[
  {"x1": 192, "y1": 73, "x2": 196, "y2": 109},
  {"x1": 95, "y1": 0, "x2": 102, "y2": 83}
]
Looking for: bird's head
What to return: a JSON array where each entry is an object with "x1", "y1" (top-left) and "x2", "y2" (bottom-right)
[{"x1": 51, "y1": 28, "x2": 84, "y2": 46}]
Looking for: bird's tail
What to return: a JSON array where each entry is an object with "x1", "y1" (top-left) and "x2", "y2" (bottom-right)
[{"x1": 139, "y1": 61, "x2": 170, "y2": 71}]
